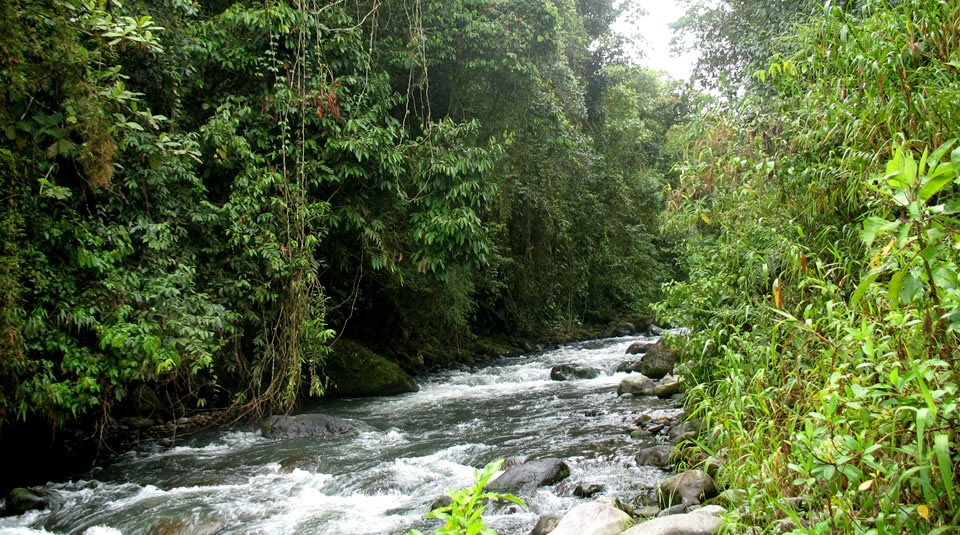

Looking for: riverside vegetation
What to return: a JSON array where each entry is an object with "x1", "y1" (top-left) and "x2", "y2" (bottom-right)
[{"x1": 657, "y1": 0, "x2": 960, "y2": 532}]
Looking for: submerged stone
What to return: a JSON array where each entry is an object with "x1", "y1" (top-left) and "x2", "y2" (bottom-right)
[
  {"x1": 550, "y1": 364, "x2": 601, "y2": 381},
  {"x1": 261, "y1": 413, "x2": 358, "y2": 440}
]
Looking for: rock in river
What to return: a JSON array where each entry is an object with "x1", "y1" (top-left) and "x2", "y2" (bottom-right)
[
  {"x1": 529, "y1": 514, "x2": 562, "y2": 535},
  {"x1": 261, "y1": 414, "x2": 359, "y2": 440},
  {"x1": 639, "y1": 339, "x2": 677, "y2": 379},
  {"x1": 549, "y1": 501, "x2": 632, "y2": 535},
  {"x1": 550, "y1": 364, "x2": 601, "y2": 381},
  {"x1": 659, "y1": 470, "x2": 717, "y2": 508},
  {"x1": 635, "y1": 445, "x2": 675, "y2": 467},
  {"x1": 3, "y1": 487, "x2": 60, "y2": 516},
  {"x1": 618, "y1": 374, "x2": 656, "y2": 396},
  {"x1": 487, "y1": 458, "x2": 570, "y2": 491},
  {"x1": 625, "y1": 340, "x2": 657, "y2": 355},
  {"x1": 655, "y1": 375, "x2": 685, "y2": 398},
  {"x1": 621, "y1": 509, "x2": 723, "y2": 535}
]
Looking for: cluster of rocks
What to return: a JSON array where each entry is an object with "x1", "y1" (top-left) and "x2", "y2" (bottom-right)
[
  {"x1": 526, "y1": 330, "x2": 732, "y2": 535},
  {"x1": 478, "y1": 453, "x2": 724, "y2": 535}
]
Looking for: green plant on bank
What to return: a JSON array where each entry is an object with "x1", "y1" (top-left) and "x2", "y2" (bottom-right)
[
  {"x1": 659, "y1": 1, "x2": 960, "y2": 532},
  {"x1": 764, "y1": 142, "x2": 960, "y2": 533},
  {"x1": 406, "y1": 459, "x2": 524, "y2": 535}
]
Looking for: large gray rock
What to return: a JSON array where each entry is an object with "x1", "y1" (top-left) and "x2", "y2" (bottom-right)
[
  {"x1": 639, "y1": 339, "x2": 677, "y2": 379},
  {"x1": 614, "y1": 323, "x2": 637, "y2": 337},
  {"x1": 550, "y1": 364, "x2": 601, "y2": 381},
  {"x1": 635, "y1": 445, "x2": 675, "y2": 467},
  {"x1": 261, "y1": 413, "x2": 359, "y2": 440},
  {"x1": 667, "y1": 421, "x2": 699, "y2": 440},
  {"x1": 618, "y1": 374, "x2": 656, "y2": 396},
  {"x1": 487, "y1": 458, "x2": 570, "y2": 491},
  {"x1": 621, "y1": 511, "x2": 722, "y2": 535},
  {"x1": 659, "y1": 470, "x2": 717, "y2": 507},
  {"x1": 549, "y1": 502, "x2": 632, "y2": 535}
]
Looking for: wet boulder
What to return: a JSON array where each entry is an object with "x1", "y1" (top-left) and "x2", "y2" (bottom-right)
[
  {"x1": 3, "y1": 487, "x2": 60, "y2": 516},
  {"x1": 261, "y1": 413, "x2": 359, "y2": 440},
  {"x1": 667, "y1": 420, "x2": 701, "y2": 445},
  {"x1": 573, "y1": 483, "x2": 605, "y2": 498},
  {"x1": 635, "y1": 445, "x2": 675, "y2": 467},
  {"x1": 487, "y1": 458, "x2": 570, "y2": 491},
  {"x1": 659, "y1": 470, "x2": 717, "y2": 508},
  {"x1": 626, "y1": 340, "x2": 657, "y2": 355},
  {"x1": 614, "y1": 323, "x2": 637, "y2": 337},
  {"x1": 639, "y1": 339, "x2": 677, "y2": 379},
  {"x1": 549, "y1": 502, "x2": 632, "y2": 535},
  {"x1": 550, "y1": 364, "x2": 601, "y2": 381},
  {"x1": 618, "y1": 374, "x2": 656, "y2": 396},
  {"x1": 324, "y1": 340, "x2": 418, "y2": 396},
  {"x1": 617, "y1": 360, "x2": 645, "y2": 373}
]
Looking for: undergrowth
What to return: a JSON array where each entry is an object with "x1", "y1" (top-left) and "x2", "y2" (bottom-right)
[{"x1": 658, "y1": 1, "x2": 960, "y2": 532}]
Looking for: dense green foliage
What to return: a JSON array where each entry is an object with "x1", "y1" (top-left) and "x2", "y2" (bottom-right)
[
  {"x1": 0, "y1": 0, "x2": 684, "y2": 433},
  {"x1": 664, "y1": 0, "x2": 960, "y2": 531}
]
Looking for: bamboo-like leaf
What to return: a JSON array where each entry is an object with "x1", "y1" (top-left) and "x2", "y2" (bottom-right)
[{"x1": 933, "y1": 434, "x2": 955, "y2": 507}]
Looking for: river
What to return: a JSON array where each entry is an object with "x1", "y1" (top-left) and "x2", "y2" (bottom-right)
[{"x1": 0, "y1": 334, "x2": 680, "y2": 535}]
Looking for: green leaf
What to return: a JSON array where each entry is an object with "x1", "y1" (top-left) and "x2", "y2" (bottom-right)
[
  {"x1": 919, "y1": 172, "x2": 956, "y2": 202},
  {"x1": 861, "y1": 217, "x2": 899, "y2": 247},
  {"x1": 900, "y1": 271, "x2": 922, "y2": 303},
  {"x1": 850, "y1": 270, "x2": 879, "y2": 309},
  {"x1": 887, "y1": 268, "x2": 906, "y2": 309}
]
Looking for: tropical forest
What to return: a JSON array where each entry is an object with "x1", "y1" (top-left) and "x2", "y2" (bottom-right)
[{"x1": 0, "y1": 0, "x2": 957, "y2": 533}]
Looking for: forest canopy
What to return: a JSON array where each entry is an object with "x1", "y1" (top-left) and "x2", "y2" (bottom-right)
[{"x1": 0, "y1": 0, "x2": 686, "y2": 428}]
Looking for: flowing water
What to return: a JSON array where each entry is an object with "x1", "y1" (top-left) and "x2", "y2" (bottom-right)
[{"x1": 0, "y1": 335, "x2": 681, "y2": 535}]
